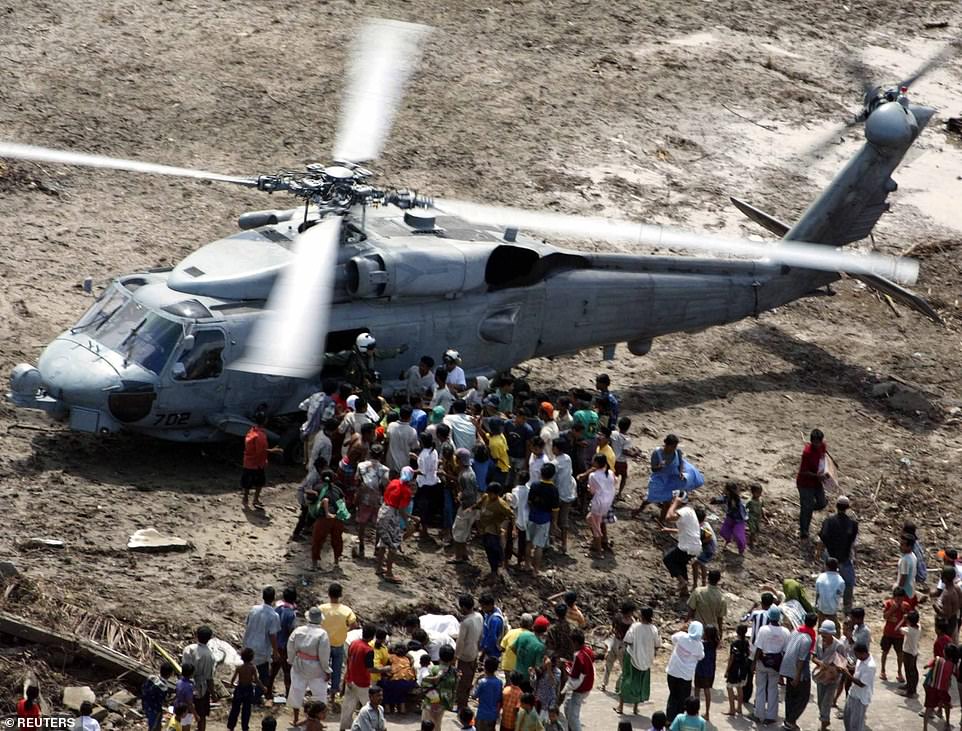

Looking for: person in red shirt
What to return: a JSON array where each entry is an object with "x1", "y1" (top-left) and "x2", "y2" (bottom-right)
[
  {"x1": 562, "y1": 629, "x2": 595, "y2": 731},
  {"x1": 340, "y1": 625, "x2": 376, "y2": 731},
  {"x1": 241, "y1": 411, "x2": 282, "y2": 510},
  {"x1": 881, "y1": 587, "x2": 917, "y2": 681},
  {"x1": 795, "y1": 429, "x2": 827, "y2": 540},
  {"x1": 17, "y1": 685, "x2": 41, "y2": 719}
]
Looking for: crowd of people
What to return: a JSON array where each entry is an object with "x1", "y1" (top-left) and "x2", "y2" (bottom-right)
[
  {"x1": 260, "y1": 345, "x2": 639, "y2": 584},
  {"x1": 9, "y1": 344, "x2": 959, "y2": 731}
]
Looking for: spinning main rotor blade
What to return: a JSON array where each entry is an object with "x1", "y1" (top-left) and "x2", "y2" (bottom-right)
[
  {"x1": 332, "y1": 19, "x2": 431, "y2": 164},
  {"x1": 0, "y1": 142, "x2": 258, "y2": 187},
  {"x1": 230, "y1": 217, "x2": 340, "y2": 379},
  {"x1": 436, "y1": 199, "x2": 919, "y2": 285},
  {"x1": 900, "y1": 38, "x2": 960, "y2": 89}
]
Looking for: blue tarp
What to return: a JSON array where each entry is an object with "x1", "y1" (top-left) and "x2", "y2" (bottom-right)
[{"x1": 646, "y1": 460, "x2": 705, "y2": 503}]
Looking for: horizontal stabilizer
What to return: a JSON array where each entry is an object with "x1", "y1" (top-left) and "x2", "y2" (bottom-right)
[
  {"x1": 730, "y1": 197, "x2": 789, "y2": 237},
  {"x1": 851, "y1": 271, "x2": 943, "y2": 324},
  {"x1": 730, "y1": 196, "x2": 941, "y2": 324}
]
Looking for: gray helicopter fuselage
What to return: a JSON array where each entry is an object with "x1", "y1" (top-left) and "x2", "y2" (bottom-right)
[{"x1": 7, "y1": 101, "x2": 932, "y2": 442}]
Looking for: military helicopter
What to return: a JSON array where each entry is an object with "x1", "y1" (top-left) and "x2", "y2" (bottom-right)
[{"x1": 2, "y1": 19, "x2": 947, "y2": 447}]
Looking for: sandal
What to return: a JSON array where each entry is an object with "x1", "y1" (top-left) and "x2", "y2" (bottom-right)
[{"x1": 383, "y1": 574, "x2": 402, "y2": 584}]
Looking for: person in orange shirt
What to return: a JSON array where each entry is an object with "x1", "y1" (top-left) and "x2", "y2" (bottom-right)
[
  {"x1": 500, "y1": 671, "x2": 524, "y2": 731},
  {"x1": 242, "y1": 410, "x2": 282, "y2": 510}
]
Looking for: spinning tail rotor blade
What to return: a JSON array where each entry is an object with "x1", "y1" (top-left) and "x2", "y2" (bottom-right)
[
  {"x1": 332, "y1": 18, "x2": 431, "y2": 164},
  {"x1": 435, "y1": 199, "x2": 919, "y2": 285},
  {"x1": 230, "y1": 217, "x2": 340, "y2": 379},
  {"x1": 900, "y1": 38, "x2": 960, "y2": 89},
  {"x1": 0, "y1": 142, "x2": 257, "y2": 187}
]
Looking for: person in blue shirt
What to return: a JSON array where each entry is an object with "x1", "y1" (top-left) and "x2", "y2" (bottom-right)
[
  {"x1": 480, "y1": 594, "x2": 506, "y2": 662},
  {"x1": 815, "y1": 558, "x2": 847, "y2": 628},
  {"x1": 472, "y1": 656, "x2": 504, "y2": 731},
  {"x1": 595, "y1": 374, "x2": 619, "y2": 429},
  {"x1": 473, "y1": 444, "x2": 493, "y2": 491},
  {"x1": 270, "y1": 588, "x2": 297, "y2": 698},
  {"x1": 670, "y1": 695, "x2": 707, "y2": 731}
]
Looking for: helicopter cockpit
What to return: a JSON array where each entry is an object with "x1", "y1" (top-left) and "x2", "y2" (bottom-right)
[{"x1": 72, "y1": 288, "x2": 183, "y2": 376}]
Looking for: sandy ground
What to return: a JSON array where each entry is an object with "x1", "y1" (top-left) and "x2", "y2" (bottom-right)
[{"x1": 1, "y1": 0, "x2": 962, "y2": 725}]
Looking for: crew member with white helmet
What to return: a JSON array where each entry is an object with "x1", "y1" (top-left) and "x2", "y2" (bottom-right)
[{"x1": 441, "y1": 349, "x2": 466, "y2": 391}]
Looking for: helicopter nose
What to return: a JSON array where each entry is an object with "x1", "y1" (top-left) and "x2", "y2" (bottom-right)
[{"x1": 37, "y1": 337, "x2": 123, "y2": 407}]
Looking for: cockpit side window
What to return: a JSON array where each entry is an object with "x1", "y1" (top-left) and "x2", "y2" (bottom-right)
[{"x1": 174, "y1": 330, "x2": 225, "y2": 381}]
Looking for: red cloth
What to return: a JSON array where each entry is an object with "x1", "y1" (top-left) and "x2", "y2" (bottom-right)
[
  {"x1": 567, "y1": 644, "x2": 595, "y2": 693},
  {"x1": 17, "y1": 700, "x2": 40, "y2": 719},
  {"x1": 243, "y1": 426, "x2": 269, "y2": 469},
  {"x1": 799, "y1": 625, "x2": 816, "y2": 649},
  {"x1": 346, "y1": 638, "x2": 374, "y2": 688},
  {"x1": 383, "y1": 479, "x2": 412, "y2": 510},
  {"x1": 796, "y1": 442, "x2": 826, "y2": 490}
]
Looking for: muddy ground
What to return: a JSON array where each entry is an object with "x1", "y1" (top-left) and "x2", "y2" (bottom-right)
[{"x1": 1, "y1": 0, "x2": 961, "y2": 718}]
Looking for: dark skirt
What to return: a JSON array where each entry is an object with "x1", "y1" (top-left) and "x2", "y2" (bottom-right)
[{"x1": 381, "y1": 678, "x2": 418, "y2": 706}]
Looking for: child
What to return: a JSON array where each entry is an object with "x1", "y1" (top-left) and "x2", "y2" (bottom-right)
[
  {"x1": 649, "y1": 711, "x2": 668, "y2": 731},
  {"x1": 691, "y1": 516, "x2": 717, "y2": 591},
  {"x1": 507, "y1": 470, "x2": 530, "y2": 568},
  {"x1": 881, "y1": 587, "x2": 914, "y2": 681},
  {"x1": 712, "y1": 482, "x2": 748, "y2": 555},
  {"x1": 897, "y1": 610, "x2": 921, "y2": 698},
  {"x1": 669, "y1": 696, "x2": 706, "y2": 730},
  {"x1": 417, "y1": 653, "x2": 433, "y2": 685},
  {"x1": 167, "y1": 704, "x2": 188, "y2": 731},
  {"x1": 611, "y1": 416, "x2": 633, "y2": 500},
  {"x1": 543, "y1": 707, "x2": 564, "y2": 731},
  {"x1": 694, "y1": 624, "x2": 718, "y2": 721},
  {"x1": 304, "y1": 701, "x2": 327, "y2": 731},
  {"x1": 370, "y1": 627, "x2": 390, "y2": 686},
  {"x1": 923, "y1": 644, "x2": 957, "y2": 730},
  {"x1": 533, "y1": 656, "x2": 560, "y2": 720},
  {"x1": 500, "y1": 671, "x2": 524, "y2": 731},
  {"x1": 421, "y1": 645, "x2": 458, "y2": 729},
  {"x1": 724, "y1": 624, "x2": 752, "y2": 716},
  {"x1": 515, "y1": 693, "x2": 543, "y2": 731},
  {"x1": 142, "y1": 662, "x2": 175, "y2": 731},
  {"x1": 473, "y1": 656, "x2": 504, "y2": 731},
  {"x1": 563, "y1": 591, "x2": 587, "y2": 628},
  {"x1": 174, "y1": 664, "x2": 196, "y2": 731},
  {"x1": 746, "y1": 484, "x2": 764, "y2": 549},
  {"x1": 382, "y1": 642, "x2": 417, "y2": 714},
  {"x1": 458, "y1": 707, "x2": 475, "y2": 730},
  {"x1": 227, "y1": 648, "x2": 267, "y2": 731}
]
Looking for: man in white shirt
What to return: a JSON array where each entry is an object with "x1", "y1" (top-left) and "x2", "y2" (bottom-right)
[
  {"x1": 338, "y1": 397, "x2": 375, "y2": 438},
  {"x1": 243, "y1": 588, "x2": 282, "y2": 704},
  {"x1": 752, "y1": 606, "x2": 790, "y2": 725},
  {"x1": 842, "y1": 643, "x2": 876, "y2": 731},
  {"x1": 896, "y1": 534, "x2": 918, "y2": 599},
  {"x1": 443, "y1": 400, "x2": 477, "y2": 451},
  {"x1": 454, "y1": 595, "x2": 484, "y2": 712},
  {"x1": 815, "y1": 557, "x2": 847, "y2": 628},
  {"x1": 181, "y1": 626, "x2": 216, "y2": 731},
  {"x1": 550, "y1": 438, "x2": 577, "y2": 554},
  {"x1": 662, "y1": 494, "x2": 705, "y2": 597},
  {"x1": 287, "y1": 607, "x2": 331, "y2": 726},
  {"x1": 385, "y1": 406, "x2": 420, "y2": 476},
  {"x1": 404, "y1": 356, "x2": 435, "y2": 398},
  {"x1": 539, "y1": 402, "x2": 559, "y2": 444}
]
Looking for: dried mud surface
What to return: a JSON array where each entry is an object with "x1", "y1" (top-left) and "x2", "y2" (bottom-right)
[{"x1": 1, "y1": 0, "x2": 961, "y2": 705}]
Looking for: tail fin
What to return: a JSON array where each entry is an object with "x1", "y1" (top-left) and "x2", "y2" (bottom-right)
[{"x1": 783, "y1": 104, "x2": 936, "y2": 246}]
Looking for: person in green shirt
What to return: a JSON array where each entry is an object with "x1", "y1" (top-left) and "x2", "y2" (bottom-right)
[
  {"x1": 513, "y1": 617, "x2": 549, "y2": 682},
  {"x1": 572, "y1": 401, "x2": 599, "y2": 440}
]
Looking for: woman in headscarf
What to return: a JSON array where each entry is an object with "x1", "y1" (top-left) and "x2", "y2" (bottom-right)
[
  {"x1": 375, "y1": 466, "x2": 416, "y2": 584},
  {"x1": 796, "y1": 428, "x2": 827, "y2": 539},
  {"x1": 309, "y1": 470, "x2": 349, "y2": 571},
  {"x1": 665, "y1": 621, "x2": 706, "y2": 723}
]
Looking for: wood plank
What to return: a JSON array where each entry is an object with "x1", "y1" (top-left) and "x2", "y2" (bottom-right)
[{"x1": 0, "y1": 610, "x2": 158, "y2": 685}]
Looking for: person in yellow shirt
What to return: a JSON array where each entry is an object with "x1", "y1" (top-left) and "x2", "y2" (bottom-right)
[
  {"x1": 596, "y1": 427, "x2": 617, "y2": 471},
  {"x1": 317, "y1": 582, "x2": 358, "y2": 700},
  {"x1": 370, "y1": 627, "x2": 391, "y2": 684},
  {"x1": 501, "y1": 613, "x2": 534, "y2": 672},
  {"x1": 479, "y1": 416, "x2": 511, "y2": 486}
]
